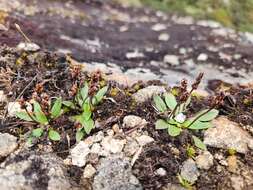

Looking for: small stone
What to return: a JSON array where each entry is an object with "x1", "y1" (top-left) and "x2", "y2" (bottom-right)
[
  {"x1": 155, "y1": 168, "x2": 167, "y2": 176},
  {"x1": 180, "y1": 159, "x2": 200, "y2": 184},
  {"x1": 204, "y1": 116, "x2": 253, "y2": 154},
  {"x1": 112, "y1": 124, "x2": 121, "y2": 133},
  {"x1": 124, "y1": 137, "x2": 140, "y2": 156},
  {"x1": 126, "y1": 50, "x2": 144, "y2": 59},
  {"x1": 0, "y1": 133, "x2": 18, "y2": 157},
  {"x1": 90, "y1": 143, "x2": 102, "y2": 154},
  {"x1": 179, "y1": 48, "x2": 187, "y2": 54},
  {"x1": 195, "y1": 151, "x2": 214, "y2": 170},
  {"x1": 197, "y1": 53, "x2": 208, "y2": 61},
  {"x1": 227, "y1": 155, "x2": 237, "y2": 173},
  {"x1": 83, "y1": 164, "x2": 96, "y2": 178},
  {"x1": 164, "y1": 55, "x2": 179, "y2": 66},
  {"x1": 70, "y1": 141, "x2": 90, "y2": 167},
  {"x1": 184, "y1": 59, "x2": 195, "y2": 68},
  {"x1": 151, "y1": 23, "x2": 167, "y2": 31},
  {"x1": 174, "y1": 113, "x2": 186, "y2": 123},
  {"x1": 123, "y1": 115, "x2": 147, "y2": 129},
  {"x1": 0, "y1": 91, "x2": 7, "y2": 103},
  {"x1": 231, "y1": 175, "x2": 245, "y2": 190},
  {"x1": 0, "y1": 24, "x2": 8, "y2": 31},
  {"x1": 135, "y1": 135, "x2": 154, "y2": 146},
  {"x1": 101, "y1": 136, "x2": 126, "y2": 154},
  {"x1": 17, "y1": 42, "x2": 40, "y2": 52},
  {"x1": 162, "y1": 183, "x2": 186, "y2": 190},
  {"x1": 106, "y1": 129, "x2": 114, "y2": 136},
  {"x1": 133, "y1": 85, "x2": 166, "y2": 103},
  {"x1": 158, "y1": 33, "x2": 170, "y2": 41},
  {"x1": 7, "y1": 102, "x2": 21, "y2": 117},
  {"x1": 93, "y1": 131, "x2": 104, "y2": 142}
]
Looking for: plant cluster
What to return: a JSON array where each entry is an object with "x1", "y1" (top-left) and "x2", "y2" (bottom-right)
[
  {"x1": 15, "y1": 82, "x2": 108, "y2": 143},
  {"x1": 154, "y1": 73, "x2": 224, "y2": 150}
]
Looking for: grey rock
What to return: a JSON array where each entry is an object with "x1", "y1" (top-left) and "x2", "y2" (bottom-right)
[
  {"x1": 162, "y1": 183, "x2": 186, "y2": 190},
  {"x1": 151, "y1": 23, "x2": 167, "y2": 31},
  {"x1": 197, "y1": 53, "x2": 208, "y2": 61},
  {"x1": 93, "y1": 155, "x2": 142, "y2": 190},
  {"x1": 204, "y1": 116, "x2": 253, "y2": 154},
  {"x1": 195, "y1": 151, "x2": 214, "y2": 170},
  {"x1": 0, "y1": 133, "x2": 18, "y2": 157},
  {"x1": 180, "y1": 159, "x2": 200, "y2": 184},
  {"x1": 133, "y1": 85, "x2": 166, "y2": 103},
  {"x1": 0, "y1": 151, "x2": 82, "y2": 190},
  {"x1": 158, "y1": 33, "x2": 170, "y2": 41},
  {"x1": 123, "y1": 115, "x2": 147, "y2": 129}
]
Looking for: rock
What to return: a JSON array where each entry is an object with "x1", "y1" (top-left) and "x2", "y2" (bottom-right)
[
  {"x1": 151, "y1": 23, "x2": 166, "y2": 31},
  {"x1": 123, "y1": 115, "x2": 147, "y2": 129},
  {"x1": 180, "y1": 159, "x2": 200, "y2": 184},
  {"x1": 0, "y1": 133, "x2": 18, "y2": 157},
  {"x1": 101, "y1": 136, "x2": 126, "y2": 154},
  {"x1": 0, "y1": 24, "x2": 8, "y2": 31},
  {"x1": 135, "y1": 135, "x2": 154, "y2": 146},
  {"x1": 158, "y1": 33, "x2": 170, "y2": 41},
  {"x1": 227, "y1": 155, "x2": 237, "y2": 173},
  {"x1": 17, "y1": 42, "x2": 40, "y2": 52},
  {"x1": 195, "y1": 151, "x2": 214, "y2": 170},
  {"x1": 93, "y1": 155, "x2": 142, "y2": 190},
  {"x1": 133, "y1": 85, "x2": 166, "y2": 103},
  {"x1": 155, "y1": 168, "x2": 167, "y2": 176},
  {"x1": 83, "y1": 164, "x2": 96, "y2": 178},
  {"x1": 0, "y1": 151, "x2": 82, "y2": 190},
  {"x1": 70, "y1": 141, "x2": 90, "y2": 167},
  {"x1": 7, "y1": 102, "x2": 22, "y2": 117},
  {"x1": 204, "y1": 116, "x2": 253, "y2": 154},
  {"x1": 124, "y1": 137, "x2": 140, "y2": 156},
  {"x1": 126, "y1": 50, "x2": 144, "y2": 59},
  {"x1": 163, "y1": 55, "x2": 179, "y2": 66},
  {"x1": 230, "y1": 175, "x2": 245, "y2": 190},
  {"x1": 90, "y1": 143, "x2": 102, "y2": 154},
  {"x1": 197, "y1": 53, "x2": 208, "y2": 61}
]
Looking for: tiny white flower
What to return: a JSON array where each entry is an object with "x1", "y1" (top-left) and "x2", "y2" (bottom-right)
[{"x1": 174, "y1": 113, "x2": 186, "y2": 123}]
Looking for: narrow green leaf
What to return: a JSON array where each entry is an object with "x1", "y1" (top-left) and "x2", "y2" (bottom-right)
[
  {"x1": 15, "y1": 111, "x2": 34, "y2": 122},
  {"x1": 32, "y1": 128, "x2": 44, "y2": 138},
  {"x1": 167, "y1": 124, "x2": 182, "y2": 136},
  {"x1": 62, "y1": 101, "x2": 75, "y2": 109},
  {"x1": 188, "y1": 121, "x2": 212, "y2": 130},
  {"x1": 48, "y1": 129, "x2": 61, "y2": 141},
  {"x1": 153, "y1": 95, "x2": 167, "y2": 112},
  {"x1": 164, "y1": 93, "x2": 177, "y2": 110},
  {"x1": 194, "y1": 109, "x2": 219, "y2": 122},
  {"x1": 83, "y1": 118, "x2": 95, "y2": 134},
  {"x1": 80, "y1": 82, "x2": 89, "y2": 101},
  {"x1": 76, "y1": 129, "x2": 84, "y2": 142},
  {"x1": 33, "y1": 101, "x2": 48, "y2": 125},
  {"x1": 51, "y1": 98, "x2": 62, "y2": 119},
  {"x1": 155, "y1": 119, "x2": 169, "y2": 129},
  {"x1": 92, "y1": 86, "x2": 108, "y2": 105},
  {"x1": 193, "y1": 135, "x2": 207, "y2": 150}
]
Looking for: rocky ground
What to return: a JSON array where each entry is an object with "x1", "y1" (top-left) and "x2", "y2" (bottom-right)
[{"x1": 0, "y1": 0, "x2": 253, "y2": 190}]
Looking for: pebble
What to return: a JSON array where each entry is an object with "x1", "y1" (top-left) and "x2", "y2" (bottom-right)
[
  {"x1": 151, "y1": 23, "x2": 167, "y2": 31},
  {"x1": 126, "y1": 50, "x2": 144, "y2": 59},
  {"x1": 158, "y1": 33, "x2": 170, "y2": 41},
  {"x1": 180, "y1": 159, "x2": 200, "y2": 184},
  {"x1": 197, "y1": 53, "x2": 208, "y2": 61},
  {"x1": 83, "y1": 164, "x2": 96, "y2": 178},
  {"x1": 70, "y1": 141, "x2": 90, "y2": 167},
  {"x1": 124, "y1": 137, "x2": 140, "y2": 156},
  {"x1": 7, "y1": 102, "x2": 22, "y2": 117},
  {"x1": 0, "y1": 133, "x2": 18, "y2": 157},
  {"x1": 230, "y1": 175, "x2": 245, "y2": 190},
  {"x1": 133, "y1": 85, "x2": 166, "y2": 103},
  {"x1": 123, "y1": 115, "x2": 147, "y2": 129},
  {"x1": 155, "y1": 168, "x2": 167, "y2": 176},
  {"x1": 135, "y1": 135, "x2": 154, "y2": 146},
  {"x1": 195, "y1": 151, "x2": 214, "y2": 170},
  {"x1": 101, "y1": 136, "x2": 126, "y2": 154},
  {"x1": 163, "y1": 55, "x2": 179, "y2": 66},
  {"x1": 204, "y1": 116, "x2": 253, "y2": 154}
]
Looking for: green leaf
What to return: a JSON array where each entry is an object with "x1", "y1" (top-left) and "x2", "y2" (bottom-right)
[
  {"x1": 188, "y1": 120, "x2": 212, "y2": 130},
  {"x1": 15, "y1": 111, "x2": 34, "y2": 122},
  {"x1": 80, "y1": 82, "x2": 89, "y2": 101},
  {"x1": 83, "y1": 118, "x2": 95, "y2": 134},
  {"x1": 167, "y1": 124, "x2": 182, "y2": 136},
  {"x1": 194, "y1": 109, "x2": 219, "y2": 122},
  {"x1": 192, "y1": 135, "x2": 207, "y2": 150},
  {"x1": 32, "y1": 128, "x2": 44, "y2": 138},
  {"x1": 51, "y1": 98, "x2": 62, "y2": 119},
  {"x1": 76, "y1": 92, "x2": 84, "y2": 108},
  {"x1": 62, "y1": 101, "x2": 75, "y2": 109},
  {"x1": 33, "y1": 101, "x2": 48, "y2": 125},
  {"x1": 48, "y1": 129, "x2": 61, "y2": 141},
  {"x1": 153, "y1": 95, "x2": 167, "y2": 112},
  {"x1": 164, "y1": 93, "x2": 177, "y2": 110},
  {"x1": 76, "y1": 129, "x2": 84, "y2": 142},
  {"x1": 155, "y1": 119, "x2": 169, "y2": 129},
  {"x1": 92, "y1": 86, "x2": 108, "y2": 105}
]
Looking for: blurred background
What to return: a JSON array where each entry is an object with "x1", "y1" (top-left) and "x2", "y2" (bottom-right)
[{"x1": 116, "y1": 0, "x2": 253, "y2": 32}]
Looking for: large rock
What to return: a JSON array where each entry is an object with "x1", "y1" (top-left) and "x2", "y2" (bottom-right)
[
  {"x1": 133, "y1": 86, "x2": 166, "y2": 103},
  {"x1": 204, "y1": 116, "x2": 253, "y2": 154},
  {"x1": 93, "y1": 155, "x2": 142, "y2": 190},
  {"x1": 0, "y1": 151, "x2": 82, "y2": 190},
  {"x1": 0, "y1": 133, "x2": 18, "y2": 157}
]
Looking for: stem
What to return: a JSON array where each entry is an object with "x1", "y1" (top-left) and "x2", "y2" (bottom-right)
[
  {"x1": 15, "y1": 23, "x2": 32, "y2": 43},
  {"x1": 168, "y1": 103, "x2": 179, "y2": 119},
  {"x1": 24, "y1": 106, "x2": 37, "y2": 122},
  {"x1": 187, "y1": 107, "x2": 214, "y2": 128}
]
